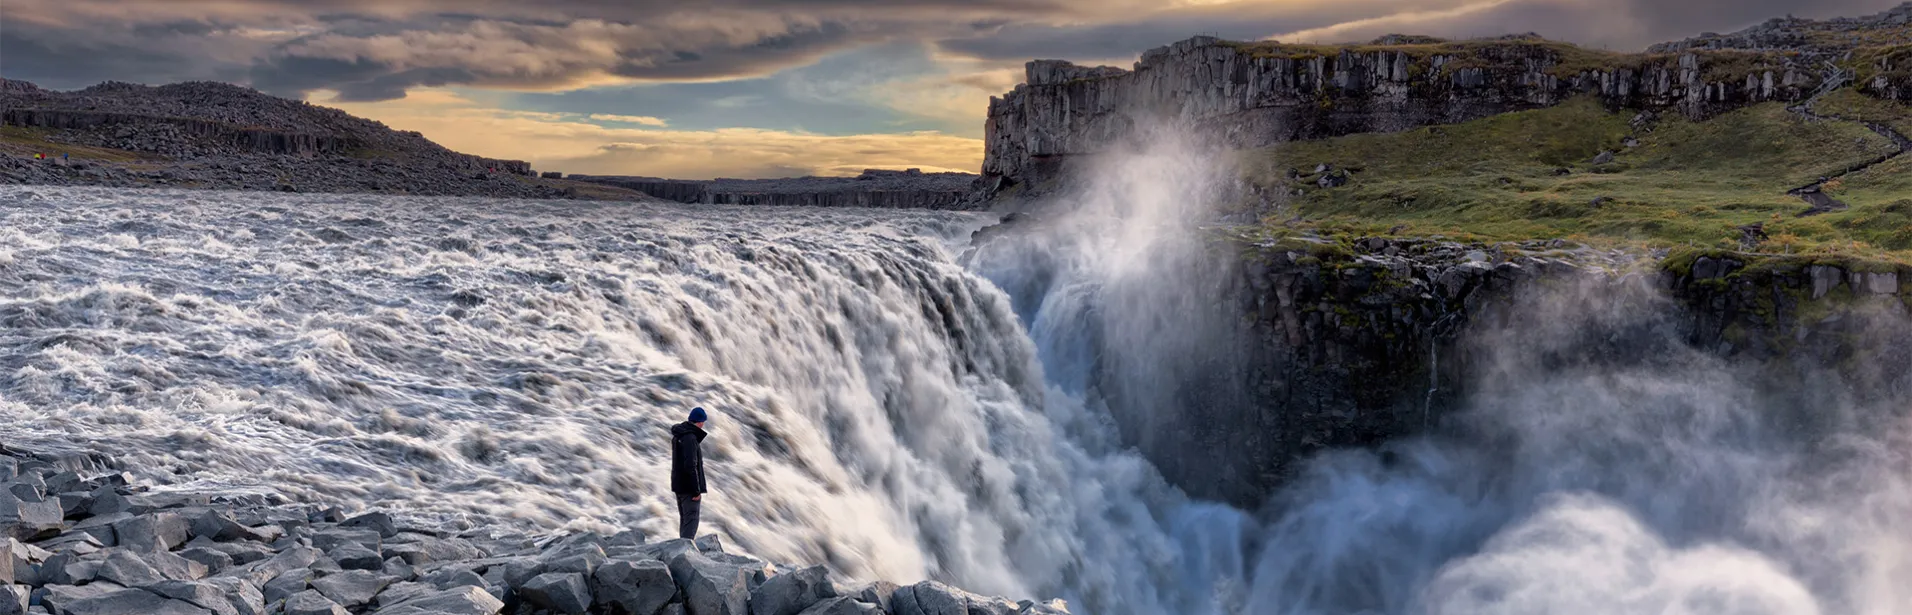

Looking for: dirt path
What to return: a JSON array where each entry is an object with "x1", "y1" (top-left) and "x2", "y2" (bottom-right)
[{"x1": 1786, "y1": 66, "x2": 1912, "y2": 216}]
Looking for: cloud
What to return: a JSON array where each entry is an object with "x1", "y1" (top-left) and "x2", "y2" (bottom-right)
[
  {"x1": 319, "y1": 89, "x2": 982, "y2": 179},
  {"x1": 1268, "y1": 0, "x2": 1907, "y2": 50},
  {"x1": 589, "y1": 114, "x2": 671, "y2": 127}
]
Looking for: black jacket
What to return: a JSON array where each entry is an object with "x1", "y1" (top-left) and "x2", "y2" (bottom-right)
[{"x1": 670, "y1": 421, "x2": 708, "y2": 495}]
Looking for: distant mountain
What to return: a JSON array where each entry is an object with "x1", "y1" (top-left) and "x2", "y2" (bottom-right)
[{"x1": 0, "y1": 78, "x2": 646, "y2": 200}]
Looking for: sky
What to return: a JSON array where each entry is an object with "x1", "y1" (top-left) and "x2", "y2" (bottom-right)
[{"x1": 2, "y1": 0, "x2": 1901, "y2": 179}]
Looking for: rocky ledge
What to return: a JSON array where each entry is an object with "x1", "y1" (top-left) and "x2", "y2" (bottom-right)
[
  {"x1": 979, "y1": 3, "x2": 1912, "y2": 196},
  {"x1": 0, "y1": 80, "x2": 643, "y2": 201},
  {"x1": 569, "y1": 169, "x2": 981, "y2": 209},
  {"x1": 0, "y1": 446, "x2": 1065, "y2": 615}
]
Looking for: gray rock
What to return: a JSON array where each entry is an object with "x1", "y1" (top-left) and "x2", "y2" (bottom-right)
[
  {"x1": 520, "y1": 572, "x2": 591, "y2": 614},
  {"x1": 0, "y1": 539, "x2": 11, "y2": 584},
  {"x1": 35, "y1": 553, "x2": 99, "y2": 586},
  {"x1": 847, "y1": 581, "x2": 896, "y2": 610},
  {"x1": 382, "y1": 535, "x2": 482, "y2": 565},
  {"x1": 374, "y1": 581, "x2": 439, "y2": 608},
  {"x1": 201, "y1": 577, "x2": 266, "y2": 615},
  {"x1": 694, "y1": 535, "x2": 723, "y2": 554},
  {"x1": 669, "y1": 550, "x2": 750, "y2": 615},
  {"x1": 1810, "y1": 265, "x2": 1845, "y2": 299},
  {"x1": 794, "y1": 598, "x2": 880, "y2": 615},
  {"x1": 70, "y1": 513, "x2": 129, "y2": 547},
  {"x1": 1, "y1": 584, "x2": 26, "y2": 615},
  {"x1": 215, "y1": 545, "x2": 319, "y2": 585},
  {"x1": 283, "y1": 590, "x2": 349, "y2": 615},
  {"x1": 310, "y1": 569, "x2": 394, "y2": 608},
  {"x1": 1, "y1": 489, "x2": 64, "y2": 541},
  {"x1": 111, "y1": 513, "x2": 190, "y2": 552},
  {"x1": 383, "y1": 557, "x2": 416, "y2": 581},
  {"x1": 367, "y1": 585, "x2": 504, "y2": 615},
  {"x1": 750, "y1": 566, "x2": 836, "y2": 615},
  {"x1": 890, "y1": 581, "x2": 1018, "y2": 615},
  {"x1": 590, "y1": 559, "x2": 674, "y2": 615},
  {"x1": 422, "y1": 566, "x2": 485, "y2": 590},
  {"x1": 53, "y1": 588, "x2": 212, "y2": 615},
  {"x1": 189, "y1": 511, "x2": 256, "y2": 543},
  {"x1": 189, "y1": 539, "x2": 273, "y2": 566},
  {"x1": 262, "y1": 568, "x2": 313, "y2": 605},
  {"x1": 177, "y1": 547, "x2": 232, "y2": 573},
  {"x1": 97, "y1": 549, "x2": 165, "y2": 586},
  {"x1": 147, "y1": 581, "x2": 240, "y2": 615},
  {"x1": 312, "y1": 528, "x2": 381, "y2": 553},
  {"x1": 1591, "y1": 150, "x2": 1616, "y2": 164},
  {"x1": 543, "y1": 545, "x2": 606, "y2": 576},
  {"x1": 332, "y1": 543, "x2": 385, "y2": 570},
  {"x1": 39, "y1": 583, "x2": 126, "y2": 614},
  {"x1": 341, "y1": 512, "x2": 397, "y2": 539},
  {"x1": 500, "y1": 557, "x2": 544, "y2": 589}
]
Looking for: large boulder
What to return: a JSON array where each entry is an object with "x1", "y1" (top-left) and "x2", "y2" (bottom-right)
[
  {"x1": 111, "y1": 513, "x2": 191, "y2": 552},
  {"x1": 284, "y1": 589, "x2": 350, "y2": 615},
  {"x1": 890, "y1": 581, "x2": 1019, "y2": 615},
  {"x1": 368, "y1": 585, "x2": 505, "y2": 615},
  {"x1": 340, "y1": 512, "x2": 398, "y2": 539},
  {"x1": 202, "y1": 577, "x2": 268, "y2": 615},
  {"x1": 590, "y1": 559, "x2": 675, "y2": 615},
  {"x1": 147, "y1": 580, "x2": 241, "y2": 615},
  {"x1": 519, "y1": 572, "x2": 591, "y2": 614},
  {"x1": 53, "y1": 588, "x2": 214, "y2": 615},
  {"x1": 262, "y1": 568, "x2": 314, "y2": 605},
  {"x1": 1, "y1": 584, "x2": 27, "y2": 615},
  {"x1": 750, "y1": 566, "x2": 836, "y2": 615},
  {"x1": 668, "y1": 550, "x2": 751, "y2": 615},
  {"x1": 312, "y1": 529, "x2": 381, "y2": 553},
  {"x1": 215, "y1": 545, "x2": 319, "y2": 585},
  {"x1": 1, "y1": 488, "x2": 64, "y2": 541},
  {"x1": 331, "y1": 543, "x2": 386, "y2": 571},
  {"x1": 310, "y1": 569, "x2": 396, "y2": 608},
  {"x1": 794, "y1": 598, "x2": 881, "y2": 615}
]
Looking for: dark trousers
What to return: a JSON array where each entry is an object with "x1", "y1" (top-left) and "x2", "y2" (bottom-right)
[{"x1": 676, "y1": 493, "x2": 701, "y2": 539}]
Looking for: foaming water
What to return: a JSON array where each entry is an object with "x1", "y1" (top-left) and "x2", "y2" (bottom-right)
[
  {"x1": 968, "y1": 126, "x2": 1912, "y2": 613},
  {"x1": 0, "y1": 185, "x2": 1205, "y2": 613},
  {"x1": 6, "y1": 168, "x2": 1912, "y2": 615}
]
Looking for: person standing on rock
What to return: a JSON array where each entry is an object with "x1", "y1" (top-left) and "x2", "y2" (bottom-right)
[{"x1": 671, "y1": 407, "x2": 710, "y2": 539}]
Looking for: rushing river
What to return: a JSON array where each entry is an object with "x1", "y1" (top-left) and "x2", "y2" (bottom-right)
[{"x1": 3, "y1": 171, "x2": 1910, "y2": 615}]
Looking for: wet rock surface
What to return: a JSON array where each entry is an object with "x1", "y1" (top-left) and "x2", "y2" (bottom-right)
[{"x1": 0, "y1": 446, "x2": 1068, "y2": 615}]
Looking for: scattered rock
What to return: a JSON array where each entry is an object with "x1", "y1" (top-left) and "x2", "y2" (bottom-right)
[
  {"x1": 1590, "y1": 151, "x2": 1616, "y2": 165},
  {"x1": 794, "y1": 597, "x2": 881, "y2": 615},
  {"x1": 53, "y1": 588, "x2": 213, "y2": 615}
]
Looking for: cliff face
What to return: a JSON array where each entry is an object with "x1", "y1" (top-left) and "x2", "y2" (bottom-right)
[
  {"x1": 976, "y1": 220, "x2": 1912, "y2": 507},
  {"x1": 0, "y1": 79, "x2": 534, "y2": 176},
  {"x1": 982, "y1": 37, "x2": 1827, "y2": 192}
]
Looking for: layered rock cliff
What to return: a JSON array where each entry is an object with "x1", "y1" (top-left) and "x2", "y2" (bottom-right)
[{"x1": 981, "y1": 4, "x2": 1912, "y2": 194}]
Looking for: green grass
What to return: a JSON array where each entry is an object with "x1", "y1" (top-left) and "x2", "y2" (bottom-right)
[
  {"x1": 1240, "y1": 93, "x2": 1911, "y2": 259},
  {"x1": 1219, "y1": 38, "x2": 1799, "y2": 83},
  {"x1": 0, "y1": 126, "x2": 158, "y2": 163},
  {"x1": 1814, "y1": 88, "x2": 1912, "y2": 139}
]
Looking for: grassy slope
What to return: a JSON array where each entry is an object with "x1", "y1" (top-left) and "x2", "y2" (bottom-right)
[
  {"x1": 0, "y1": 126, "x2": 161, "y2": 164},
  {"x1": 1239, "y1": 94, "x2": 1912, "y2": 258}
]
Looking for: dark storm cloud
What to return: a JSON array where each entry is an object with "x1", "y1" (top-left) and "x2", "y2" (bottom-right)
[{"x1": 5, "y1": 0, "x2": 1903, "y2": 102}]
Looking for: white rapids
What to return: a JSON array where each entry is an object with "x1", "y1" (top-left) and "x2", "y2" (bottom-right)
[{"x1": 5, "y1": 179, "x2": 1912, "y2": 615}]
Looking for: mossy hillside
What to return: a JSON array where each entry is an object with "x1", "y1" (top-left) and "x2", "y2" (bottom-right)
[
  {"x1": 1220, "y1": 37, "x2": 1801, "y2": 83},
  {"x1": 1239, "y1": 95, "x2": 1911, "y2": 262},
  {"x1": 1814, "y1": 87, "x2": 1912, "y2": 137}
]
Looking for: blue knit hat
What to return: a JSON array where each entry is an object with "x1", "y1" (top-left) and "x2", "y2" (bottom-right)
[{"x1": 688, "y1": 407, "x2": 708, "y2": 423}]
